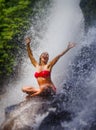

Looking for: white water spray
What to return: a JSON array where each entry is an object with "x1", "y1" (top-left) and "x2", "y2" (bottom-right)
[
  {"x1": 0, "y1": 0, "x2": 84, "y2": 125},
  {"x1": 37, "y1": 0, "x2": 84, "y2": 88}
]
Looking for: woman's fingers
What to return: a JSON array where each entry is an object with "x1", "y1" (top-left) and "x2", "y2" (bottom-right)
[{"x1": 25, "y1": 37, "x2": 31, "y2": 44}]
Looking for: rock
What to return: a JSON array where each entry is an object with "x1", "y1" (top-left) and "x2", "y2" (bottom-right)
[
  {"x1": 80, "y1": 0, "x2": 96, "y2": 28},
  {"x1": 0, "y1": 94, "x2": 73, "y2": 130},
  {"x1": 90, "y1": 121, "x2": 96, "y2": 130},
  {"x1": 0, "y1": 97, "x2": 51, "y2": 130},
  {"x1": 39, "y1": 111, "x2": 72, "y2": 130}
]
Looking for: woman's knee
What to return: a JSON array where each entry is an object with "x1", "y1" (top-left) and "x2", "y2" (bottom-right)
[
  {"x1": 22, "y1": 87, "x2": 30, "y2": 92},
  {"x1": 22, "y1": 87, "x2": 26, "y2": 92}
]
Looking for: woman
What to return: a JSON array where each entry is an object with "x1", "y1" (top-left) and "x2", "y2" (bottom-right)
[{"x1": 22, "y1": 37, "x2": 75, "y2": 98}]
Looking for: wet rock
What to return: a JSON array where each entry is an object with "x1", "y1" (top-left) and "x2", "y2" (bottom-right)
[
  {"x1": 0, "y1": 94, "x2": 73, "y2": 130},
  {"x1": 0, "y1": 97, "x2": 50, "y2": 130},
  {"x1": 39, "y1": 111, "x2": 72, "y2": 130},
  {"x1": 90, "y1": 122, "x2": 96, "y2": 130},
  {"x1": 80, "y1": 0, "x2": 96, "y2": 28}
]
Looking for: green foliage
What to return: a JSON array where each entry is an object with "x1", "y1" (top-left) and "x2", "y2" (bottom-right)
[
  {"x1": 0, "y1": 0, "x2": 38, "y2": 85},
  {"x1": 0, "y1": 0, "x2": 50, "y2": 86}
]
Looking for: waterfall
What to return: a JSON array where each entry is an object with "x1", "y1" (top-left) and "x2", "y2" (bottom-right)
[
  {"x1": 2, "y1": 1, "x2": 96, "y2": 130},
  {"x1": 61, "y1": 26, "x2": 96, "y2": 130},
  {"x1": 29, "y1": 0, "x2": 84, "y2": 89}
]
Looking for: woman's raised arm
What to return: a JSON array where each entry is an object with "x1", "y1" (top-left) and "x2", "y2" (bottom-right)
[
  {"x1": 48, "y1": 42, "x2": 76, "y2": 68},
  {"x1": 25, "y1": 37, "x2": 38, "y2": 67}
]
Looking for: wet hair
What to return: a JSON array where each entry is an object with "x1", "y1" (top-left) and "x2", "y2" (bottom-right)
[{"x1": 39, "y1": 52, "x2": 49, "y2": 65}]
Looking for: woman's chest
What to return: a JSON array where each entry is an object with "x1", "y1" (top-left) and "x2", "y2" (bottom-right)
[{"x1": 36, "y1": 65, "x2": 50, "y2": 72}]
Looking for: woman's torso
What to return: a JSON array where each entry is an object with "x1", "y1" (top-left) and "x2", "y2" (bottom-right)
[{"x1": 34, "y1": 64, "x2": 54, "y2": 87}]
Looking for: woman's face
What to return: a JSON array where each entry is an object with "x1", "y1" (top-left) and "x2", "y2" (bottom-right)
[{"x1": 40, "y1": 52, "x2": 49, "y2": 64}]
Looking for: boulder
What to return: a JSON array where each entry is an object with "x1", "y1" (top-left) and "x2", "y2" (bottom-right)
[{"x1": 0, "y1": 94, "x2": 72, "y2": 130}]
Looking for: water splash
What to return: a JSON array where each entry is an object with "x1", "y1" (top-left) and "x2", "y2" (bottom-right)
[
  {"x1": 34, "y1": 0, "x2": 84, "y2": 89},
  {"x1": 0, "y1": 0, "x2": 85, "y2": 126},
  {"x1": 61, "y1": 26, "x2": 96, "y2": 130}
]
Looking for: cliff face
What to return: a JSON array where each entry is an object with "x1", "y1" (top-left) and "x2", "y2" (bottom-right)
[{"x1": 80, "y1": 0, "x2": 96, "y2": 28}]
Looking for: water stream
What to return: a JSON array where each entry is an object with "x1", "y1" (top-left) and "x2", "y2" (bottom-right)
[{"x1": 0, "y1": 0, "x2": 96, "y2": 129}]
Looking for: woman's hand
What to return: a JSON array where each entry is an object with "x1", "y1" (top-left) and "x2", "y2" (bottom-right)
[
  {"x1": 25, "y1": 37, "x2": 31, "y2": 44},
  {"x1": 67, "y1": 42, "x2": 76, "y2": 49}
]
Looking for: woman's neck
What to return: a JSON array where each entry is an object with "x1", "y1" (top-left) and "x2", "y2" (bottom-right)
[{"x1": 40, "y1": 61, "x2": 47, "y2": 66}]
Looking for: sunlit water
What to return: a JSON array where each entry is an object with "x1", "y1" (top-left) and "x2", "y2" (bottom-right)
[{"x1": 0, "y1": 0, "x2": 96, "y2": 129}]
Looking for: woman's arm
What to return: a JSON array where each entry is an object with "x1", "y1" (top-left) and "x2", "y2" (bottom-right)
[
  {"x1": 25, "y1": 37, "x2": 38, "y2": 67},
  {"x1": 48, "y1": 42, "x2": 76, "y2": 68}
]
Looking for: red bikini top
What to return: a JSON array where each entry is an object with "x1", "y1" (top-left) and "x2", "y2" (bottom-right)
[{"x1": 34, "y1": 70, "x2": 50, "y2": 78}]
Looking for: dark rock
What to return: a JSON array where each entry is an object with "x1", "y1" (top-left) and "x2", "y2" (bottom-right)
[
  {"x1": 90, "y1": 122, "x2": 96, "y2": 130},
  {"x1": 80, "y1": 0, "x2": 96, "y2": 28},
  {"x1": 39, "y1": 111, "x2": 72, "y2": 130}
]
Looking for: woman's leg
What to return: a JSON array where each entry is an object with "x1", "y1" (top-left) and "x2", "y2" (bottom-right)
[
  {"x1": 22, "y1": 85, "x2": 56, "y2": 98},
  {"x1": 30, "y1": 90, "x2": 42, "y2": 97},
  {"x1": 30, "y1": 86, "x2": 54, "y2": 97},
  {"x1": 22, "y1": 86, "x2": 39, "y2": 95}
]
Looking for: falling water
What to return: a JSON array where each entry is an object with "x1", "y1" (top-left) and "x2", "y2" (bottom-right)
[
  {"x1": 1, "y1": 0, "x2": 96, "y2": 129},
  {"x1": 30, "y1": 0, "x2": 84, "y2": 89},
  {"x1": 57, "y1": 25, "x2": 96, "y2": 130}
]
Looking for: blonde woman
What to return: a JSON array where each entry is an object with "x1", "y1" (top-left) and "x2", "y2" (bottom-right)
[{"x1": 22, "y1": 37, "x2": 75, "y2": 98}]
